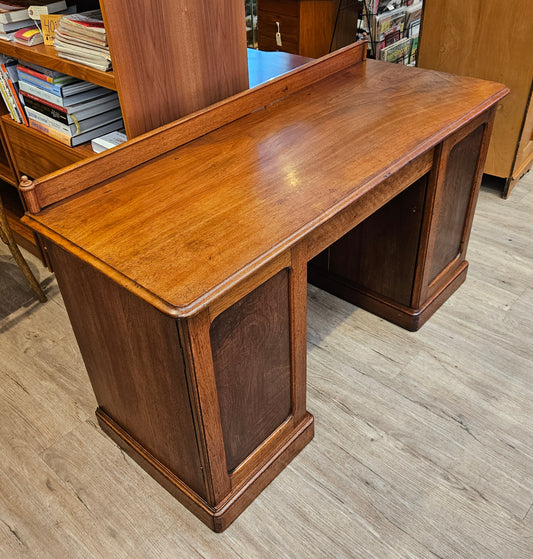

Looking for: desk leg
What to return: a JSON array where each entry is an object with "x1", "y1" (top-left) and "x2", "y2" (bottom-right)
[
  {"x1": 46, "y1": 242, "x2": 313, "y2": 532},
  {"x1": 309, "y1": 109, "x2": 496, "y2": 331}
]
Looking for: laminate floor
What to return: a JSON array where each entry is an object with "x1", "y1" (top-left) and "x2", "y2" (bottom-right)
[{"x1": 0, "y1": 174, "x2": 532, "y2": 558}]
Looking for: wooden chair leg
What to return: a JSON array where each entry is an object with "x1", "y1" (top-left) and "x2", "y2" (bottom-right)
[{"x1": 0, "y1": 200, "x2": 46, "y2": 303}]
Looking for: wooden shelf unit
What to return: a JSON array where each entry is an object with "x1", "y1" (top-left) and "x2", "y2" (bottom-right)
[
  {"x1": 0, "y1": 0, "x2": 249, "y2": 257},
  {"x1": 418, "y1": 0, "x2": 533, "y2": 197}
]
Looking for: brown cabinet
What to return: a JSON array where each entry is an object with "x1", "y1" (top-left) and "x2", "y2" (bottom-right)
[
  {"x1": 257, "y1": 0, "x2": 359, "y2": 58},
  {"x1": 0, "y1": 0, "x2": 249, "y2": 256},
  {"x1": 418, "y1": 0, "x2": 533, "y2": 197}
]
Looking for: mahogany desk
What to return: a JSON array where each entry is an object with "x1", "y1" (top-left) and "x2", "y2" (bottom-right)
[{"x1": 21, "y1": 43, "x2": 508, "y2": 531}]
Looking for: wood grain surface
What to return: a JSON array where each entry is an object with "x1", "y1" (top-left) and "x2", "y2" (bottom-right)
[
  {"x1": 1, "y1": 173, "x2": 531, "y2": 555},
  {"x1": 24, "y1": 59, "x2": 507, "y2": 318},
  {"x1": 101, "y1": 0, "x2": 249, "y2": 137},
  {"x1": 418, "y1": 0, "x2": 533, "y2": 194}
]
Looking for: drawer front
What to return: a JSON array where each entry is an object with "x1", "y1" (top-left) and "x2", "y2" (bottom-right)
[
  {"x1": 257, "y1": 12, "x2": 299, "y2": 53},
  {"x1": 2, "y1": 118, "x2": 89, "y2": 179},
  {"x1": 259, "y1": 0, "x2": 300, "y2": 17}
]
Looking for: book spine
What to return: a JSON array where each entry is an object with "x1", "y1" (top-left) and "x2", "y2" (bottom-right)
[
  {"x1": 20, "y1": 90, "x2": 67, "y2": 114},
  {"x1": 18, "y1": 80, "x2": 64, "y2": 106},
  {"x1": 25, "y1": 106, "x2": 71, "y2": 135},
  {"x1": 2, "y1": 64, "x2": 28, "y2": 125},
  {"x1": 0, "y1": 74, "x2": 19, "y2": 122},
  {"x1": 0, "y1": 14, "x2": 21, "y2": 25},
  {"x1": 18, "y1": 72, "x2": 63, "y2": 96},
  {"x1": 21, "y1": 94, "x2": 69, "y2": 125},
  {"x1": 28, "y1": 119, "x2": 71, "y2": 146},
  {"x1": 17, "y1": 64, "x2": 54, "y2": 84},
  {"x1": 0, "y1": 68, "x2": 21, "y2": 123}
]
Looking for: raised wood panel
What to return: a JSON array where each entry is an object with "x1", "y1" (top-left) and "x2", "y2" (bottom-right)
[
  {"x1": 101, "y1": 0, "x2": 249, "y2": 138},
  {"x1": 44, "y1": 241, "x2": 207, "y2": 500},
  {"x1": 210, "y1": 269, "x2": 292, "y2": 472},
  {"x1": 418, "y1": 0, "x2": 533, "y2": 183},
  {"x1": 427, "y1": 126, "x2": 484, "y2": 283}
]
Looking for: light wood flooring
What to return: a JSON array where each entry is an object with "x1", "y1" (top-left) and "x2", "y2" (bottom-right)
[{"x1": 1, "y1": 174, "x2": 532, "y2": 558}]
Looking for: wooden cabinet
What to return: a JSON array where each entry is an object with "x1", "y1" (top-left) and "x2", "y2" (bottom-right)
[
  {"x1": 0, "y1": 0, "x2": 249, "y2": 256},
  {"x1": 418, "y1": 0, "x2": 533, "y2": 197},
  {"x1": 257, "y1": 0, "x2": 358, "y2": 58}
]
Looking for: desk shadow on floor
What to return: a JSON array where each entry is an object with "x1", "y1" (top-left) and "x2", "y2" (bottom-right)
[{"x1": 0, "y1": 256, "x2": 54, "y2": 320}]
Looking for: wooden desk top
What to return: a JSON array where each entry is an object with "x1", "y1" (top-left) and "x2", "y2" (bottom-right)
[{"x1": 25, "y1": 48, "x2": 507, "y2": 317}]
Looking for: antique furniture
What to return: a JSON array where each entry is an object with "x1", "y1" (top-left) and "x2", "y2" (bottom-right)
[
  {"x1": 20, "y1": 42, "x2": 507, "y2": 531},
  {"x1": 418, "y1": 0, "x2": 533, "y2": 197}
]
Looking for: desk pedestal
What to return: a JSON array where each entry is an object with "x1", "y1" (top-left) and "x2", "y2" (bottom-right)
[
  {"x1": 47, "y1": 241, "x2": 312, "y2": 533},
  {"x1": 310, "y1": 114, "x2": 490, "y2": 331}
]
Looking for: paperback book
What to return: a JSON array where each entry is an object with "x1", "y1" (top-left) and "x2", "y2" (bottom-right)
[
  {"x1": 0, "y1": 53, "x2": 27, "y2": 124},
  {"x1": 21, "y1": 89, "x2": 120, "y2": 124},
  {"x1": 18, "y1": 69, "x2": 99, "y2": 96},
  {"x1": 0, "y1": 1, "x2": 67, "y2": 24},
  {"x1": 25, "y1": 104, "x2": 122, "y2": 136},
  {"x1": 29, "y1": 116, "x2": 124, "y2": 146},
  {"x1": 54, "y1": 9, "x2": 111, "y2": 71},
  {"x1": 91, "y1": 128, "x2": 126, "y2": 153},
  {"x1": 18, "y1": 78, "x2": 110, "y2": 107}
]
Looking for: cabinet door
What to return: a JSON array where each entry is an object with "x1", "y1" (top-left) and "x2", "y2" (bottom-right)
[{"x1": 419, "y1": 0, "x2": 533, "y2": 183}]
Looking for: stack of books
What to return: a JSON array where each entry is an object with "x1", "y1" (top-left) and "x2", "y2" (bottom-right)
[
  {"x1": 17, "y1": 61, "x2": 123, "y2": 146},
  {"x1": 0, "y1": 0, "x2": 67, "y2": 42},
  {"x1": 54, "y1": 9, "x2": 111, "y2": 71}
]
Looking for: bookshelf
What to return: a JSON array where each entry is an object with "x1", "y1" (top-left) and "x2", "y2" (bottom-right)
[
  {"x1": 418, "y1": 0, "x2": 533, "y2": 197},
  {"x1": 0, "y1": 0, "x2": 249, "y2": 257}
]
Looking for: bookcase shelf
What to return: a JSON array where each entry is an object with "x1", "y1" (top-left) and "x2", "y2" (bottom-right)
[
  {"x1": 0, "y1": 0, "x2": 249, "y2": 259},
  {"x1": 0, "y1": 42, "x2": 116, "y2": 90}
]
